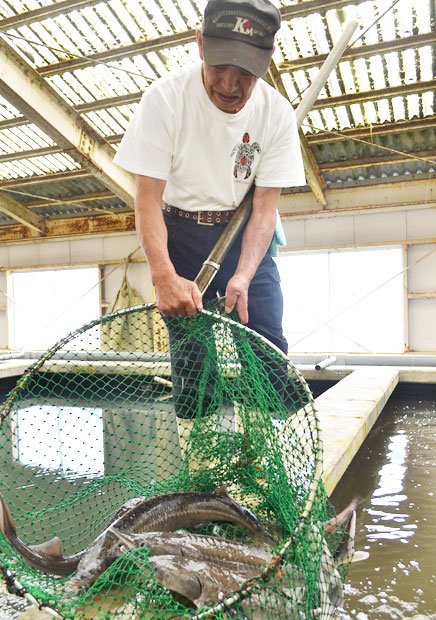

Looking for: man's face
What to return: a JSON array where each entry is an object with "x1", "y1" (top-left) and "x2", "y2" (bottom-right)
[{"x1": 197, "y1": 31, "x2": 258, "y2": 114}]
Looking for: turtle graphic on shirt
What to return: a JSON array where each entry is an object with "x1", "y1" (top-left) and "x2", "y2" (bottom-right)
[{"x1": 231, "y1": 132, "x2": 261, "y2": 179}]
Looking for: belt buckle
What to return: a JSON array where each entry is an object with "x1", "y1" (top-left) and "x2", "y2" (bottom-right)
[{"x1": 197, "y1": 211, "x2": 214, "y2": 226}]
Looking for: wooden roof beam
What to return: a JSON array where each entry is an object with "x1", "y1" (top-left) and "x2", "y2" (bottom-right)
[{"x1": 0, "y1": 38, "x2": 135, "y2": 207}]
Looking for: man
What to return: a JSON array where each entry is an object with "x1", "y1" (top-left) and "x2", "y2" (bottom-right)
[{"x1": 114, "y1": 0, "x2": 305, "y2": 420}]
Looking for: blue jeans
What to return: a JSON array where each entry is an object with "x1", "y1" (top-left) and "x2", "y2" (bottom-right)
[{"x1": 164, "y1": 211, "x2": 288, "y2": 418}]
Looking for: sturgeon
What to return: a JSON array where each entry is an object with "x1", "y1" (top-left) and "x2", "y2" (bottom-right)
[{"x1": 0, "y1": 487, "x2": 268, "y2": 580}]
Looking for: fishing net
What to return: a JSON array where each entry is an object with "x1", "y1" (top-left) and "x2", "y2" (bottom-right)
[{"x1": 0, "y1": 302, "x2": 345, "y2": 620}]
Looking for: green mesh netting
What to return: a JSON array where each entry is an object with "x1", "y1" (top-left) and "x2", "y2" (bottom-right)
[{"x1": 0, "y1": 302, "x2": 346, "y2": 620}]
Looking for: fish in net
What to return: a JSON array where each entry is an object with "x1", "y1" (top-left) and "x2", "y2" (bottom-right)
[{"x1": 0, "y1": 303, "x2": 357, "y2": 619}]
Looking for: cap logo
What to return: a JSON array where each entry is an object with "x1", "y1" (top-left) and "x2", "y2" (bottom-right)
[{"x1": 233, "y1": 17, "x2": 253, "y2": 35}]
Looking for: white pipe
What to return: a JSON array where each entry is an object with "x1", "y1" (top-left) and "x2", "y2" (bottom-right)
[
  {"x1": 295, "y1": 21, "x2": 358, "y2": 128},
  {"x1": 315, "y1": 355, "x2": 337, "y2": 370}
]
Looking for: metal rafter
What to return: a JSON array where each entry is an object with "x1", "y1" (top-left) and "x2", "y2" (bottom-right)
[
  {"x1": 279, "y1": 32, "x2": 436, "y2": 72},
  {"x1": 0, "y1": 37, "x2": 135, "y2": 207},
  {"x1": 0, "y1": 0, "x2": 101, "y2": 29},
  {"x1": 0, "y1": 210, "x2": 135, "y2": 243},
  {"x1": 266, "y1": 62, "x2": 326, "y2": 206},
  {"x1": 0, "y1": 191, "x2": 46, "y2": 232}
]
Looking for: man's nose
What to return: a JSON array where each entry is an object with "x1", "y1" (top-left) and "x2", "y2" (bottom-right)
[{"x1": 220, "y1": 67, "x2": 240, "y2": 92}]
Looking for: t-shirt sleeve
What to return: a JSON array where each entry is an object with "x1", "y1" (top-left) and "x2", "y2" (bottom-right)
[
  {"x1": 255, "y1": 98, "x2": 306, "y2": 189},
  {"x1": 113, "y1": 86, "x2": 174, "y2": 180}
]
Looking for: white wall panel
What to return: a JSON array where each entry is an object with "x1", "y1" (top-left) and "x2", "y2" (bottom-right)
[
  {"x1": 406, "y1": 207, "x2": 436, "y2": 239},
  {"x1": 102, "y1": 234, "x2": 141, "y2": 262},
  {"x1": 303, "y1": 215, "x2": 354, "y2": 247},
  {"x1": 36, "y1": 240, "x2": 71, "y2": 266},
  {"x1": 354, "y1": 211, "x2": 407, "y2": 243},
  {"x1": 69, "y1": 237, "x2": 104, "y2": 264},
  {"x1": 408, "y1": 299, "x2": 436, "y2": 352},
  {"x1": 408, "y1": 244, "x2": 436, "y2": 292}
]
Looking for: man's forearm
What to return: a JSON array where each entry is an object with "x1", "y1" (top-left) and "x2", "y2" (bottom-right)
[{"x1": 134, "y1": 176, "x2": 176, "y2": 285}]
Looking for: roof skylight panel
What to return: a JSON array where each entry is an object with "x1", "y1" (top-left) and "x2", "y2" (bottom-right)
[
  {"x1": 384, "y1": 51, "x2": 402, "y2": 87},
  {"x1": 291, "y1": 18, "x2": 315, "y2": 57},
  {"x1": 281, "y1": 72, "x2": 298, "y2": 102},
  {"x1": 402, "y1": 48, "x2": 417, "y2": 83},
  {"x1": 68, "y1": 11, "x2": 108, "y2": 55},
  {"x1": 0, "y1": 1, "x2": 15, "y2": 18},
  {"x1": 176, "y1": 0, "x2": 201, "y2": 28},
  {"x1": 368, "y1": 55, "x2": 386, "y2": 90},
  {"x1": 306, "y1": 13, "x2": 330, "y2": 55},
  {"x1": 145, "y1": 50, "x2": 169, "y2": 76},
  {"x1": 319, "y1": 107, "x2": 338, "y2": 131},
  {"x1": 60, "y1": 71, "x2": 96, "y2": 103},
  {"x1": 143, "y1": 0, "x2": 173, "y2": 35},
  {"x1": 82, "y1": 6, "x2": 118, "y2": 49},
  {"x1": 85, "y1": 109, "x2": 121, "y2": 136},
  {"x1": 353, "y1": 58, "x2": 371, "y2": 93},
  {"x1": 375, "y1": 98, "x2": 391, "y2": 123},
  {"x1": 159, "y1": 0, "x2": 188, "y2": 32},
  {"x1": 356, "y1": 1, "x2": 379, "y2": 45},
  {"x1": 108, "y1": 0, "x2": 143, "y2": 41},
  {"x1": 48, "y1": 74, "x2": 86, "y2": 106},
  {"x1": 0, "y1": 95, "x2": 20, "y2": 120},
  {"x1": 414, "y1": 0, "x2": 431, "y2": 31},
  {"x1": 405, "y1": 93, "x2": 420, "y2": 120},
  {"x1": 27, "y1": 21, "x2": 63, "y2": 63},
  {"x1": 396, "y1": 0, "x2": 414, "y2": 36},
  {"x1": 325, "y1": 69, "x2": 344, "y2": 98},
  {"x1": 338, "y1": 61, "x2": 357, "y2": 95},
  {"x1": 45, "y1": 152, "x2": 77, "y2": 171},
  {"x1": 375, "y1": 0, "x2": 396, "y2": 37},
  {"x1": 324, "y1": 9, "x2": 347, "y2": 46},
  {"x1": 95, "y1": 3, "x2": 133, "y2": 47},
  {"x1": 8, "y1": 25, "x2": 50, "y2": 66},
  {"x1": 335, "y1": 105, "x2": 353, "y2": 130},
  {"x1": 349, "y1": 103, "x2": 365, "y2": 126},
  {"x1": 391, "y1": 95, "x2": 406, "y2": 121},
  {"x1": 421, "y1": 92, "x2": 434, "y2": 117},
  {"x1": 306, "y1": 110, "x2": 325, "y2": 133},
  {"x1": 41, "y1": 15, "x2": 83, "y2": 57},
  {"x1": 127, "y1": 0, "x2": 159, "y2": 38},
  {"x1": 362, "y1": 100, "x2": 379, "y2": 124},
  {"x1": 276, "y1": 22, "x2": 299, "y2": 63},
  {"x1": 417, "y1": 46, "x2": 432, "y2": 81},
  {"x1": 121, "y1": 56, "x2": 156, "y2": 90}
]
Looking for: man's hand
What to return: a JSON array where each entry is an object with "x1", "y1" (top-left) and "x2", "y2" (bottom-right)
[
  {"x1": 224, "y1": 274, "x2": 250, "y2": 324},
  {"x1": 154, "y1": 273, "x2": 203, "y2": 317}
]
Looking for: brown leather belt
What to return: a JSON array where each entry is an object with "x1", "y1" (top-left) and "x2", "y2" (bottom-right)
[{"x1": 163, "y1": 203, "x2": 234, "y2": 226}]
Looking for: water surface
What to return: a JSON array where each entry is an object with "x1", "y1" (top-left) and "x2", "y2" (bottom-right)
[{"x1": 332, "y1": 383, "x2": 436, "y2": 619}]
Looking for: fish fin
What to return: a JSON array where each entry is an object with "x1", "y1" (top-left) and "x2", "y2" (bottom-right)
[
  {"x1": 214, "y1": 485, "x2": 229, "y2": 497},
  {"x1": 350, "y1": 550, "x2": 369, "y2": 563},
  {"x1": 29, "y1": 536, "x2": 63, "y2": 558},
  {"x1": 0, "y1": 494, "x2": 15, "y2": 538},
  {"x1": 107, "y1": 527, "x2": 137, "y2": 551}
]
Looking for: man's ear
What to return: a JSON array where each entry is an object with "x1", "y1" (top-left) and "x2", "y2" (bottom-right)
[{"x1": 196, "y1": 29, "x2": 204, "y2": 60}]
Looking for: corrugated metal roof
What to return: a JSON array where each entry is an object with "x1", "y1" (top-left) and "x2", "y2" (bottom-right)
[{"x1": 0, "y1": 0, "x2": 434, "y2": 239}]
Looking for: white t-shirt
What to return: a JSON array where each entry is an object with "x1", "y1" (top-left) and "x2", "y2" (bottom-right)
[{"x1": 114, "y1": 63, "x2": 305, "y2": 212}]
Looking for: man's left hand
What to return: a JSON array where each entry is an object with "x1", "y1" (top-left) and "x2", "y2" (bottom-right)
[{"x1": 224, "y1": 274, "x2": 250, "y2": 324}]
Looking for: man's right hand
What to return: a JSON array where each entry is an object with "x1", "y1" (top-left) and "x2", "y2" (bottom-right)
[{"x1": 154, "y1": 273, "x2": 203, "y2": 317}]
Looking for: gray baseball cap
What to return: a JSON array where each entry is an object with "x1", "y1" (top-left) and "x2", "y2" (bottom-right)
[{"x1": 202, "y1": 0, "x2": 281, "y2": 78}]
